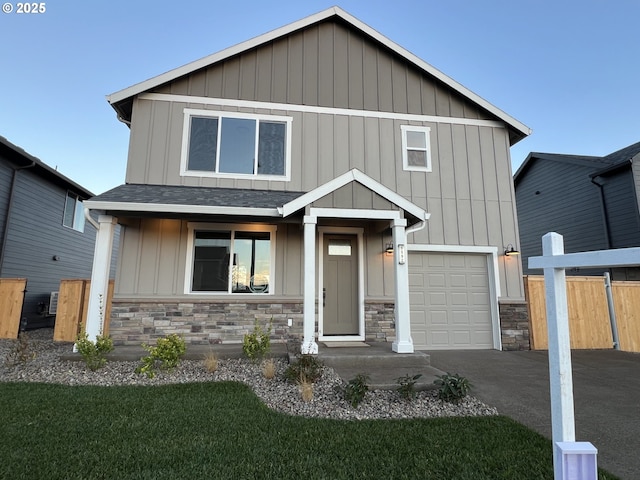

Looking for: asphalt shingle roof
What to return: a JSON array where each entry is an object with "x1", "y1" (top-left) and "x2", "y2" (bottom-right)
[{"x1": 90, "y1": 184, "x2": 306, "y2": 209}]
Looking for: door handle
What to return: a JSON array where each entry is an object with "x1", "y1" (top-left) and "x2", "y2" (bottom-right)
[{"x1": 323, "y1": 287, "x2": 326, "y2": 307}]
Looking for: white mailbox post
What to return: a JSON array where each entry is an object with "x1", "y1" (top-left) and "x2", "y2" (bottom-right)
[{"x1": 528, "y1": 232, "x2": 640, "y2": 480}]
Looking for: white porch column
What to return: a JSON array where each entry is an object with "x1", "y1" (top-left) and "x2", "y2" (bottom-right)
[
  {"x1": 302, "y1": 215, "x2": 318, "y2": 354},
  {"x1": 391, "y1": 218, "x2": 413, "y2": 353},
  {"x1": 85, "y1": 215, "x2": 116, "y2": 341}
]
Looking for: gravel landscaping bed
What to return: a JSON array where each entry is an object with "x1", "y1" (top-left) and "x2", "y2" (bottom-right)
[{"x1": 0, "y1": 329, "x2": 498, "y2": 420}]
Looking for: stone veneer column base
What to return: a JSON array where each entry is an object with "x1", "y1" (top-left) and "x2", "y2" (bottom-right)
[
  {"x1": 364, "y1": 301, "x2": 396, "y2": 343},
  {"x1": 499, "y1": 301, "x2": 530, "y2": 351},
  {"x1": 108, "y1": 300, "x2": 304, "y2": 346}
]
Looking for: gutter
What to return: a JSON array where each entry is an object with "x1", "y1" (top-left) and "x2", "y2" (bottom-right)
[{"x1": 0, "y1": 161, "x2": 36, "y2": 273}]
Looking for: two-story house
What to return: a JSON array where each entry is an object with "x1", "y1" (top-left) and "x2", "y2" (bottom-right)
[{"x1": 84, "y1": 7, "x2": 530, "y2": 353}]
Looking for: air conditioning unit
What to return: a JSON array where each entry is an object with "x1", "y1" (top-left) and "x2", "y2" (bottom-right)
[{"x1": 49, "y1": 291, "x2": 59, "y2": 315}]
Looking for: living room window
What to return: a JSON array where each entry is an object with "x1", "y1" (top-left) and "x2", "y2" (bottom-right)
[
  {"x1": 187, "y1": 224, "x2": 275, "y2": 294},
  {"x1": 182, "y1": 109, "x2": 292, "y2": 180},
  {"x1": 401, "y1": 125, "x2": 432, "y2": 172},
  {"x1": 63, "y1": 192, "x2": 85, "y2": 232}
]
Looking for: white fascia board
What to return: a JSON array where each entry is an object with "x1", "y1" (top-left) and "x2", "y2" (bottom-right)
[
  {"x1": 106, "y1": 7, "x2": 341, "y2": 105},
  {"x1": 106, "y1": 6, "x2": 530, "y2": 139},
  {"x1": 310, "y1": 207, "x2": 402, "y2": 220},
  {"x1": 281, "y1": 169, "x2": 427, "y2": 221},
  {"x1": 140, "y1": 93, "x2": 506, "y2": 129},
  {"x1": 529, "y1": 247, "x2": 640, "y2": 270},
  {"x1": 408, "y1": 244, "x2": 498, "y2": 254},
  {"x1": 83, "y1": 200, "x2": 280, "y2": 217}
]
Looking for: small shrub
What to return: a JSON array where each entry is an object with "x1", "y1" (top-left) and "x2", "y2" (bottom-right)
[
  {"x1": 434, "y1": 372, "x2": 472, "y2": 403},
  {"x1": 135, "y1": 334, "x2": 186, "y2": 379},
  {"x1": 242, "y1": 319, "x2": 272, "y2": 361},
  {"x1": 262, "y1": 358, "x2": 277, "y2": 380},
  {"x1": 5, "y1": 331, "x2": 35, "y2": 366},
  {"x1": 343, "y1": 373, "x2": 369, "y2": 408},
  {"x1": 203, "y1": 351, "x2": 219, "y2": 373},
  {"x1": 75, "y1": 332, "x2": 114, "y2": 371},
  {"x1": 284, "y1": 354, "x2": 324, "y2": 384},
  {"x1": 298, "y1": 373, "x2": 314, "y2": 402},
  {"x1": 396, "y1": 373, "x2": 423, "y2": 401}
]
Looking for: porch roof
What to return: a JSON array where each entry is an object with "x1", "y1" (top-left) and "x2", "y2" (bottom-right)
[{"x1": 85, "y1": 183, "x2": 306, "y2": 217}]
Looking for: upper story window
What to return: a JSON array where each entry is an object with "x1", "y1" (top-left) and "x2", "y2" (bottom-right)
[
  {"x1": 401, "y1": 125, "x2": 432, "y2": 172},
  {"x1": 63, "y1": 192, "x2": 85, "y2": 232},
  {"x1": 181, "y1": 109, "x2": 292, "y2": 180}
]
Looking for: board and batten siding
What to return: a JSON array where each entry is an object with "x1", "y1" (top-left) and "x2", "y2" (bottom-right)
[{"x1": 155, "y1": 21, "x2": 487, "y2": 120}]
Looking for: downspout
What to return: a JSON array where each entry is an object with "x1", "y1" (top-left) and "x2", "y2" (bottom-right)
[
  {"x1": 590, "y1": 176, "x2": 612, "y2": 249},
  {"x1": 406, "y1": 218, "x2": 427, "y2": 236},
  {"x1": 84, "y1": 207, "x2": 99, "y2": 230},
  {"x1": 0, "y1": 161, "x2": 36, "y2": 273}
]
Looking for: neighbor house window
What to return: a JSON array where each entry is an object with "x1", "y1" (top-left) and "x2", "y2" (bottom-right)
[
  {"x1": 182, "y1": 109, "x2": 292, "y2": 180},
  {"x1": 187, "y1": 224, "x2": 276, "y2": 294},
  {"x1": 63, "y1": 192, "x2": 85, "y2": 232},
  {"x1": 401, "y1": 125, "x2": 432, "y2": 172}
]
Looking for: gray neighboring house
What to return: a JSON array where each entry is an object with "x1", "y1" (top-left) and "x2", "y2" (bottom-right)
[
  {"x1": 0, "y1": 136, "x2": 116, "y2": 329},
  {"x1": 84, "y1": 6, "x2": 531, "y2": 352},
  {"x1": 515, "y1": 141, "x2": 640, "y2": 279}
]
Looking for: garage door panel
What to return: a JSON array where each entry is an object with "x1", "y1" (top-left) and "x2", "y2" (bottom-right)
[{"x1": 409, "y1": 252, "x2": 493, "y2": 350}]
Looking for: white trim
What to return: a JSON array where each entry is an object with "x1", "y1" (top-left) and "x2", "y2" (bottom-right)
[
  {"x1": 318, "y1": 226, "x2": 365, "y2": 342},
  {"x1": 107, "y1": 7, "x2": 530, "y2": 139},
  {"x1": 529, "y1": 246, "x2": 640, "y2": 270},
  {"x1": 281, "y1": 169, "x2": 428, "y2": 221},
  {"x1": 180, "y1": 108, "x2": 293, "y2": 181},
  {"x1": 407, "y1": 244, "x2": 502, "y2": 350},
  {"x1": 310, "y1": 207, "x2": 402, "y2": 220},
  {"x1": 401, "y1": 125, "x2": 432, "y2": 172},
  {"x1": 141, "y1": 93, "x2": 506, "y2": 130},
  {"x1": 83, "y1": 200, "x2": 280, "y2": 217},
  {"x1": 184, "y1": 223, "x2": 277, "y2": 295}
]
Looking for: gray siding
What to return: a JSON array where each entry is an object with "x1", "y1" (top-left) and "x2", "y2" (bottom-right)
[
  {"x1": 516, "y1": 159, "x2": 608, "y2": 275},
  {"x1": 0, "y1": 160, "x2": 12, "y2": 240},
  {"x1": 601, "y1": 169, "x2": 640, "y2": 248}
]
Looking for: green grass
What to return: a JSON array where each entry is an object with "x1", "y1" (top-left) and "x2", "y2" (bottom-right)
[{"x1": 0, "y1": 382, "x2": 618, "y2": 480}]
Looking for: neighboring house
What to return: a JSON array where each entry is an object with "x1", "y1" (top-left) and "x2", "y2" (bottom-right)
[
  {"x1": 0, "y1": 136, "x2": 107, "y2": 329},
  {"x1": 84, "y1": 7, "x2": 530, "y2": 352},
  {"x1": 515, "y1": 141, "x2": 640, "y2": 280}
]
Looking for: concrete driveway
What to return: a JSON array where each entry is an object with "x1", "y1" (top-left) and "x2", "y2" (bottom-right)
[{"x1": 429, "y1": 349, "x2": 640, "y2": 480}]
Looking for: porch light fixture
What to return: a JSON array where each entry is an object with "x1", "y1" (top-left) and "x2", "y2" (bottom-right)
[
  {"x1": 504, "y1": 244, "x2": 520, "y2": 256},
  {"x1": 385, "y1": 243, "x2": 394, "y2": 255}
]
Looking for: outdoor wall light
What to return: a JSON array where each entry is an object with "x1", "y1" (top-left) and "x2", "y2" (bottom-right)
[
  {"x1": 52, "y1": 255, "x2": 60, "y2": 261},
  {"x1": 385, "y1": 243, "x2": 394, "y2": 255},
  {"x1": 504, "y1": 244, "x2": 520, "y2": 256}
]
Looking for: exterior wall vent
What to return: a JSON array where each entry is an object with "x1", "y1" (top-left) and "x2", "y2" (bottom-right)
[{"x1": 49, "y1": 291, "x2": 59, "y2": 315}]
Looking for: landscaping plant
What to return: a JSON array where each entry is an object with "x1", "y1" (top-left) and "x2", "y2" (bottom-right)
[
  {"x1": 136, "y1": 333, "x2": 186, "y2": 378},
  {"x1": 242, "y1": 319, "x2": 272, "y2": 361},
  {"x1": 343, "y1": 373, "x2": 370, "y2": 408},
  {"x1": 203, "y1": 351, "x2": 219, "y2": 373},
  {"x1": 75, "y1": 332, "x2": 114, "y2": 371},
  {"x1": 298, "y1": 373, "x2": 314, "y2": 402},
  {"x1": 4, "y1": 331, "x2": 35, "y2": 366},
  {"x1": 284, "y1": 354, "x2": 323, "y2": 384},
  {"x1": 434, "y1": 372, "x2": 472, "y2": 403},
  {"x1": 262, "y1": 358, "x2": 277, "y2": 380},
  {"x1": 396, "y1": 373, "x2": 423, "y2": 401}
]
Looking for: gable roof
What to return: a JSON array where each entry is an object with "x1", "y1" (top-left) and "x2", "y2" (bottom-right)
[
  {"x1": 514, "y1": 141, "x2": 640, "y2": 185},
  {"x1": 107, "y1": 6, "x2": 530, "y2": 144},
  {"x1": 0, "y1": 135, "x2": 94, "y2": 198}
]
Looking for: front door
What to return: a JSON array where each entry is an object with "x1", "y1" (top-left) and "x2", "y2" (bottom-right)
[{"x1": 323, "y1": 234, "x2": 359, "y2": 336}]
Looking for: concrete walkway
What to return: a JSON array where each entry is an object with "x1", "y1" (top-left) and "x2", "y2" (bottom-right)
[{"x1": 429, "y1": 349, "x2": 640, "y2": 480}]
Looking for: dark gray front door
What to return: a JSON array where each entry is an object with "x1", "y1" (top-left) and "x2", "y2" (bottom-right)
[{"x1": 323, "y1": 234, "x2": 358, "y2": 336}]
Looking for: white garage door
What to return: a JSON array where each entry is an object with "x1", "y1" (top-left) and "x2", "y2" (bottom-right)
[{"x1": 409, "y1": 252, "x2": 493, "y2": 350}]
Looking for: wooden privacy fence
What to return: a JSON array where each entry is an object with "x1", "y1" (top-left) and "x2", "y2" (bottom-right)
[
  {"x1": 525, "y1": 275, "x2": 640, "y2": 352},
  {"x1": 53, "y1": 279, "x2": 114, "y2": 342},
  {"x1": 0, "y1": 278, "x2": 27, "y2": 339}
]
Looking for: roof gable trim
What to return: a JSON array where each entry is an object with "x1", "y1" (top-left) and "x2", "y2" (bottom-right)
[{"x1": 280, "y1": 169, "x2": 427, "y2": 221}]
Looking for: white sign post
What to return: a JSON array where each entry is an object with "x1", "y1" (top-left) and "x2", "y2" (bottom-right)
[{"x1": 529, "y1": 232, "x2": 640, "y2": 480}]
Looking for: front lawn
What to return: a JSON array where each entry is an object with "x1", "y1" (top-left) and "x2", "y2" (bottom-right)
[{"x1": 0, "y1": 382, "x2": 618, "y2": 479}]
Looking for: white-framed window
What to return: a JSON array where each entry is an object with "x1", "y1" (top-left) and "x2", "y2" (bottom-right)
[
  {"x1": 180, "y1": 108, "x2": 292, "y2": 180},
  {"x1": 401, "y1": 125, "x2": 432, "y2": 172},
  {"x1": 185, "y1": 223, "x2": 276, "y2": 294},
  {"x1": 63, "y1": 192, "x2": 85, "y2": 232}
]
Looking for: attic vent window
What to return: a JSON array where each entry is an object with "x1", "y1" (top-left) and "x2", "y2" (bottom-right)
[
  {"x1": 401, "y1": 125, "x2": 432, "y2": 172},
  {"x1": 181, "y1": 109, "x2": 292, "y2": 180}
]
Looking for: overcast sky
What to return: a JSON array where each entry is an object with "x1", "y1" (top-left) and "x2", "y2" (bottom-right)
[{"x1": 1, "y1": 0, "x2": 639, "y2": 194}]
